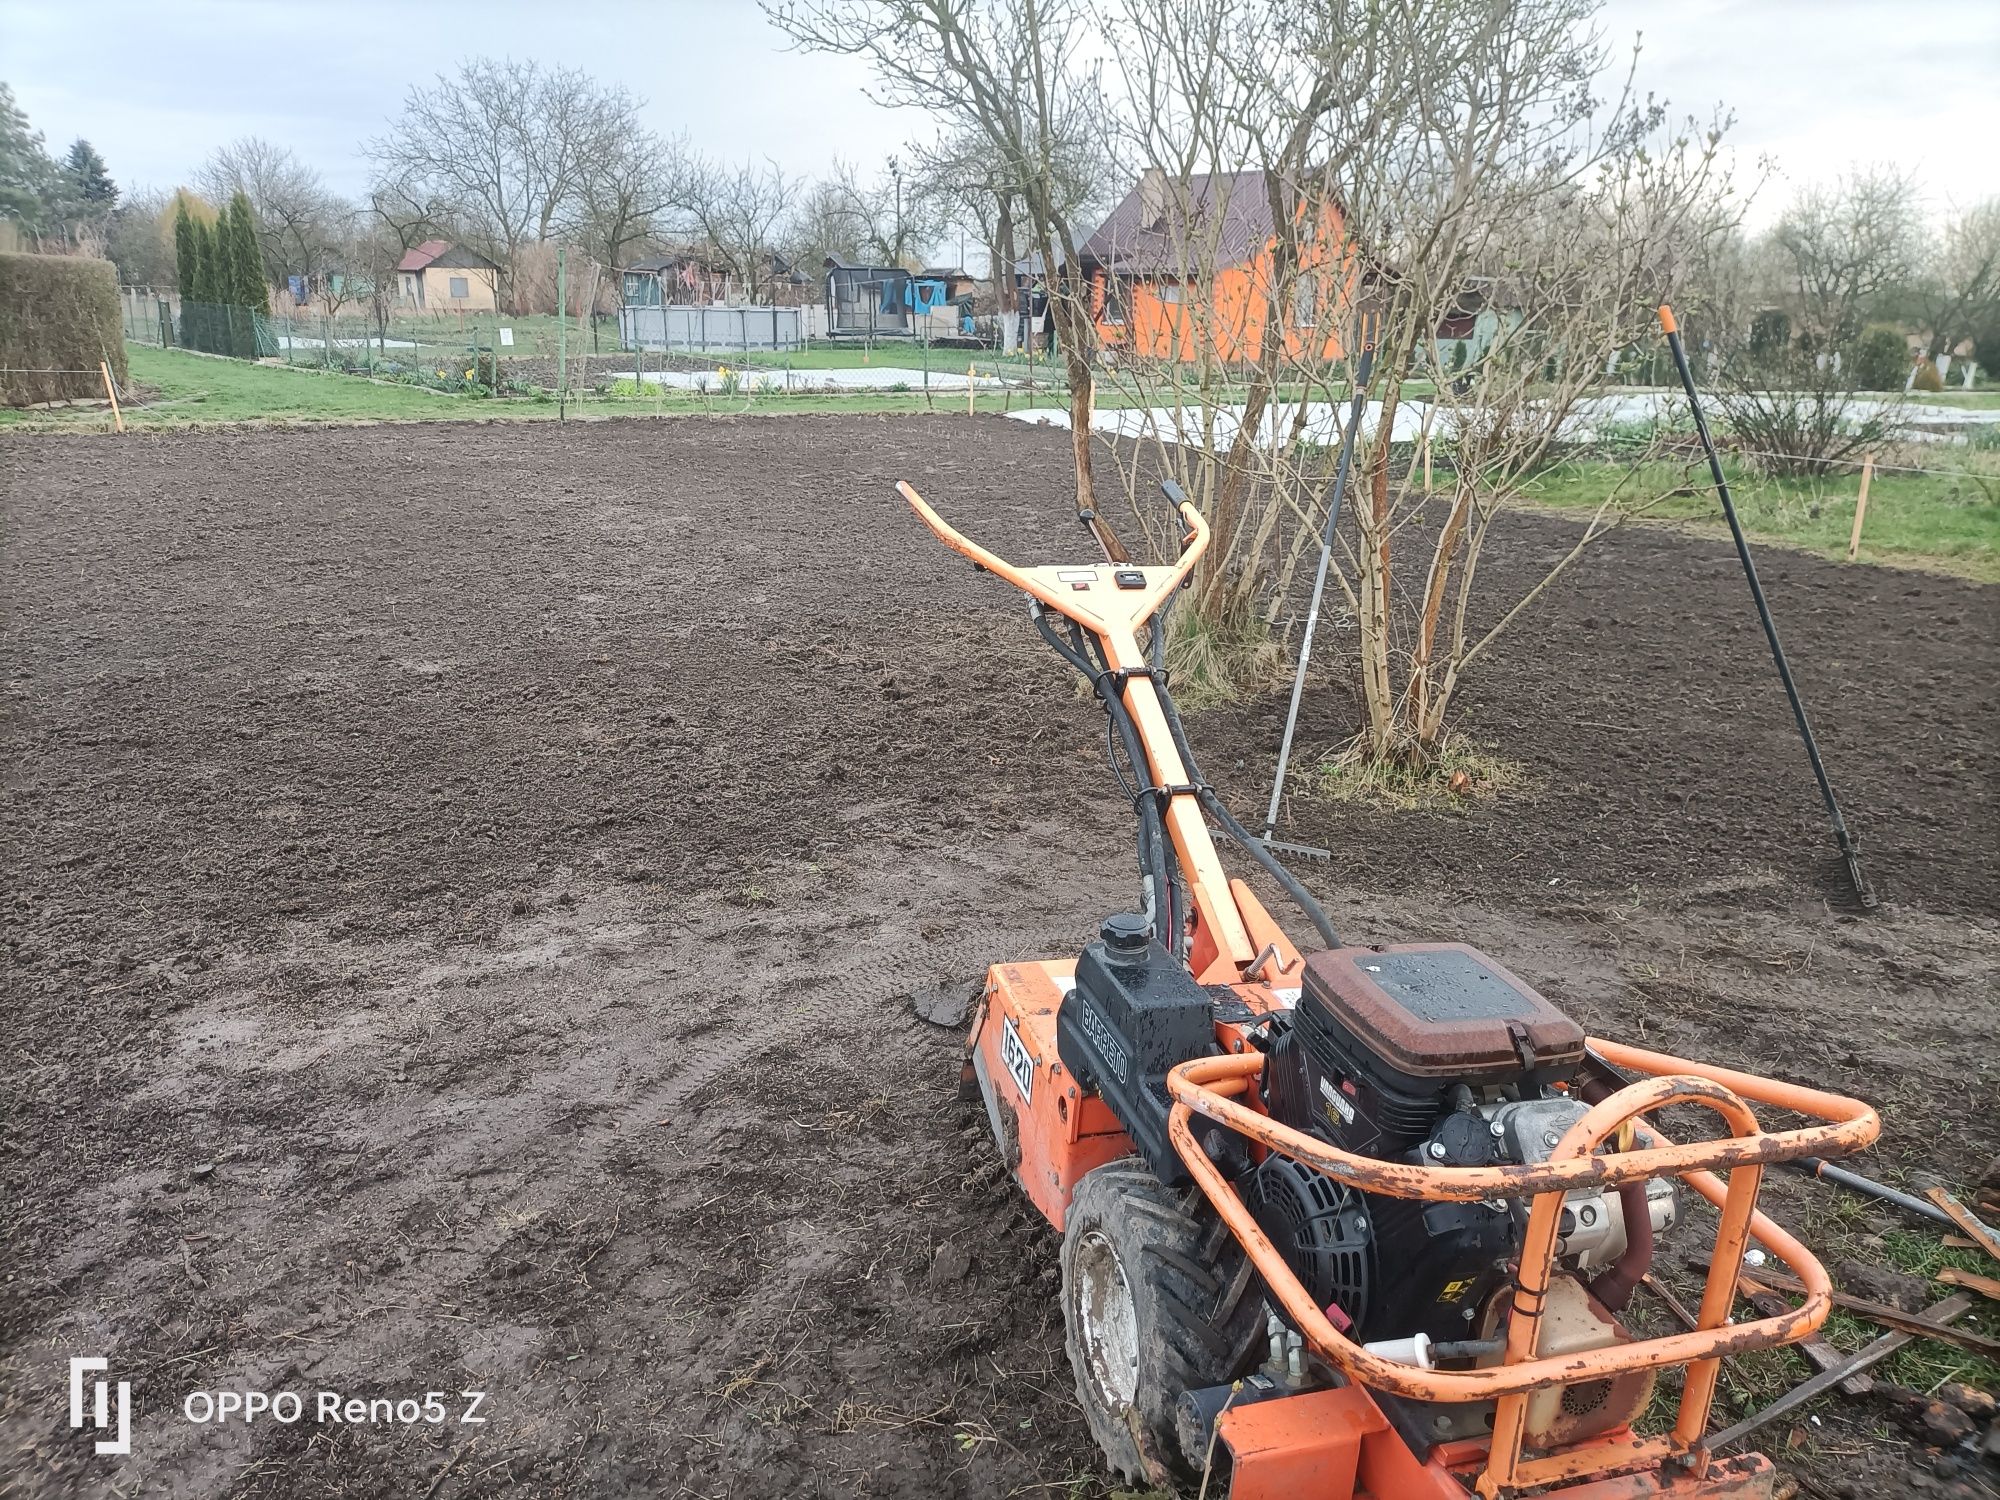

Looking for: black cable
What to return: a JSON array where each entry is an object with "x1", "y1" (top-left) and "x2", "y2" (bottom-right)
[
  {"x1": 1105, "y1": 712, "x2": 1139, "y2": 803},
  {"x1": 1033, "y1": 605, "x2": 1180, "y2": 958},
  {"x1": 1150, "y1": 656, "x2": 1344, "y2": 951}
]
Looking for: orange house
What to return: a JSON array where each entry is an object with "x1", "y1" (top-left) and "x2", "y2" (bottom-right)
[{"x1": 1078, "y1": 168, "x2": 1360, "y2": 367}]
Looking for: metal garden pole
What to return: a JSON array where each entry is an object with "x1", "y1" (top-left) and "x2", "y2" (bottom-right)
[
  {"x1": 1658, "y1": 304, "x2": 1873, "y2": 906},
  {"x1": 557, "y1": 247, "x2": 568, "y2": 417},
  {"x1": 1259, "y1": 341, "x2": 1377, "y2": 855}
]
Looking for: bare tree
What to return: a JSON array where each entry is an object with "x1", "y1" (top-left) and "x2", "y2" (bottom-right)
[
  {"x1": 824, "y1": 155, "x2": 947, "y2": 267},
  {"x1": 367, "y1": 58, "x2": 638, "y2": 307},
  {"x1": 1766, "y1": 167, "x2": 1919, "y2": 350},
  {"x1": 198, "y1": 137, "x2": 346, "y2": 288},
  {"x1": 1710, "y1": 169, "x2": 1919, "y2": 475},
  {"x1": 768, "y1": 0, "x2": 1118, "y2": 541},
  {"x1": 1096, "y1": 1, "x2": 1747, "y2": 767},
  {"x1": 785, "y1": 172, "x2": 869, "y2": 271},
  {"x1": 914, "y1": 116, "x2": 1108, "y2": 350},
  {"x1": 571, "y1": 128, "x2": 685, "y2": 271},
  {"x1": 673, "y1": 156, "x2": 797, "y2": 301},
  {"x1": 1907, "y1": 197, "x2": 2000, "y2": 369}
]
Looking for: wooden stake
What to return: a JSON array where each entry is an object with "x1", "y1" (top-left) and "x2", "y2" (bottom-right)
[
  {"x1": 1926, "y1": 1186, "x2": 2000, "y2": 1264},
  {"x1": 1846, "y1": 452, "x2": 1874, "y2": 561},
  {"x1": 100, "y1": 360, "x2": 124, "y2": 432},
  {"x1": 1938, "y1": 1266, "x2": 2000, "y2": 1303},
  {"x1": 1740, "y1": 1269, "x2": 2000, "y2": 1360},
  {"x1": 1422, "y1": 434, "x2": 1432, "y2": 492},
  {"x1": 1705, "y1": 1292, "x2": 1975, "y2": 1454},
  {"x1": 968, "y1": 364, "x2": 975, "y2": 416}
]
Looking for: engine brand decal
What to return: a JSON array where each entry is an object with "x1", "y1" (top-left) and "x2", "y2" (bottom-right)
[
  {"x1": 1076, "y1": 1002, "x2": 1130, "y2": 1084},
  {"x1": 1318, "y1": 1076, "x2": 1356, "y2": 1125},
  {"x1": 999, "y1": 1015, "x2": 1035, "y2": 1103}
]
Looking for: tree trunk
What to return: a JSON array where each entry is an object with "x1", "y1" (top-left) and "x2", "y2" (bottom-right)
[
  {"x1": 1354, "y1": 342, "x2": 1409, "y2": 758},
  {"x1": 1402, "y1": 479, "x2": 1471, "y2": 756},
  {"x1": 996, "y1": 207, "x2": 1018, "y2": 355}
]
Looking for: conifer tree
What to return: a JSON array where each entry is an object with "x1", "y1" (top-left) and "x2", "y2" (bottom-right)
[
  {"x1": 228, "y1": 192, "x2": 269, "y2": 312},
  {"x1": 173, "y1": 201, "x2": 197, "y2": 305}
]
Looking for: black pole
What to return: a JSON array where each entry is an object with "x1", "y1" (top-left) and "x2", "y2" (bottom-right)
[
  {"x1": 1657, "y1": 305, "x2": 1874, "y2": 907},
  {"x1": 1783, "y1": 1157, "x2": 1955, "y2": 1230}
]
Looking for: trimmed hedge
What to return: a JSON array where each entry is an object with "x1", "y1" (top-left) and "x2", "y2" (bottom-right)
[{"x1": 0, "y1": 251, "x2": 126, "y2": 407}]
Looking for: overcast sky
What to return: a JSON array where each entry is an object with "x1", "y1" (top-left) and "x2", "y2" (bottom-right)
[{"x1": 4, "y1": 0, "x2": 1994, "y2": 234}]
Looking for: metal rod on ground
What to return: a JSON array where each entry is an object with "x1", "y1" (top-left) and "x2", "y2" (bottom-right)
[
  {"x1": 1657, "y1": 304, "x2": 1874, "y2": 907},
  {"x1": 1783, "y1": 1155, "x2": 1957, "y2": 1229},
  {"x1": 1258, "y1": 341, "x2": 1378, "y2": 856}
]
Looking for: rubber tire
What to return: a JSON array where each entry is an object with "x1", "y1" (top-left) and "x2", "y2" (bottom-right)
[{"x1": 1060, "y1": 1158, "x2": 1265, "y2": 1490}]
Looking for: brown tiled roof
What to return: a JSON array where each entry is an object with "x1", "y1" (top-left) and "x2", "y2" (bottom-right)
[
  {"x1": 1079, "y1": 170, "x2": 1283, "y2": 276},
  {"x1": 395, "y1": 239, "x2": 451, "y2": 272},
  {"x1": 394, "y1": 240, "x2": 497, "y2": 273}
]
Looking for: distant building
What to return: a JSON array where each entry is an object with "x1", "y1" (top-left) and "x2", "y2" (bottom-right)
[
  {"x1": 623, "y1": 252, "x2": 730, "y2": 308},
  {"x1": 824, "y1": 257, "x2": 911, "y2": 338},
  {"x1": 623, "y1": 251, "x2": 813, "y2": 309},
  {"x1": 1077, "y1": 168, "x2": 1362, "y2": 365},
  {"x1": 1434, "y1": 280, "x2": 1526, "y2": 371},
  {"x1": 394, "y1": 241, "x2": 500, "y2": 312}
]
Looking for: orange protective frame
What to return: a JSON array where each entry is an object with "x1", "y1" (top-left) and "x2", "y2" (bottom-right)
[
  {"x1": 1168, "y1": 1043, "x2": 1878, "y2": 1494},
  {"x1": 902, "y1": 481, "x2": 1883, "y2": 1499}
]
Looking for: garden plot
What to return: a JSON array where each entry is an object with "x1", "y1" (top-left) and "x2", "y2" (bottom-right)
[{"x1": 2, "y1": 416, "x2": 1992, "y2": 1500}]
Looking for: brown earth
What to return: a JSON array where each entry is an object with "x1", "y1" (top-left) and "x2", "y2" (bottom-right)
[{"x1": 3, "y1": 414, "x2": 1995, "y2": 1500}]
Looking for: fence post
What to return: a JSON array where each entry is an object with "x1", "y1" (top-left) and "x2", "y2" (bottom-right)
[{"x1": 1846, "y1": 453, "x2": 1875, "y2": 562}]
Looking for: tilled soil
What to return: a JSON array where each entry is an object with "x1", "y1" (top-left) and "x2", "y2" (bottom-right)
[{"x1": 3, "y1": 415, "x2": 1995, "y2": 1500}]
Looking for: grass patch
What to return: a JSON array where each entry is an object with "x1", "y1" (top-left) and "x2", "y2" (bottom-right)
[
  {"x1": 1163, "y1": 606, "x2": 1287, "y2": 713},
  {"x1": 1311, "y1": 732, "x2": 1523, "y2": 811},
  {"x1": 0, "y1": 343, "x2": 478, "y2": 430},
  {"x1": 1906, "y1": 388, "x2": 2000, "y2": 410},
  {"x1": 1522, "y1": 454, "x2": 2000, "y2": 581}
]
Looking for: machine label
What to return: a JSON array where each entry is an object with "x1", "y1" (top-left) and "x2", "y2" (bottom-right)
[
  {"x1": 1319, "y1": 1076, "x2": 1356, "y2": 1124},
  {"x1": 1075, "y1": 1001, "x2": 1130, "y2": 1084},
  {"x1": 999, "y1": 1015, "x2": 1035, "y2": 1103}
]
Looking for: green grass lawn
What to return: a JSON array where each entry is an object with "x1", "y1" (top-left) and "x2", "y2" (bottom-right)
[
  {"x1": 0, "y1": 344, "x2": 484, "y2": 431},
  {"x1": 1523, "y1": 454, "x2": 2000, "y2": 581},
  {"x1": 1908, "y1": 387, "x2": 2000, "y2": 409}
]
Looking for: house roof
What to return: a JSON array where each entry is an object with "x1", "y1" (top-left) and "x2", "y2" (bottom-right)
[
  {"x1": 394, "y1": 240, "x2": 498, "y2": 273},
  {"x1": 1080, "y1": 170, "x2": 1296, "y2": 277},
  {"x1": 395, "y1": 240, "x2": 451, "y2": 272}
]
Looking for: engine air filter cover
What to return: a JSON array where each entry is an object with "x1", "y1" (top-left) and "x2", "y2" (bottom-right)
[{"x1": 1299, "y1": 943, "x2": 1584, "y2": 1083}]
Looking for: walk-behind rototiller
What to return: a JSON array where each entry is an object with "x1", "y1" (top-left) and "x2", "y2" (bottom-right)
[{"x1": 895, "y1": 477, "x2": 1880, "y2": 1500}]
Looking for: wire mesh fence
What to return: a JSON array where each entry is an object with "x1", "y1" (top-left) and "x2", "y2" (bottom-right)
[{"x1": 116, "y1": 289, "x2": 1076, "y2": 407}]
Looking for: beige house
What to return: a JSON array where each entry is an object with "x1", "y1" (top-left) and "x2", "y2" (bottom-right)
[{"x1": 394, "y1": 240, "x2": 501, "y2": 312}]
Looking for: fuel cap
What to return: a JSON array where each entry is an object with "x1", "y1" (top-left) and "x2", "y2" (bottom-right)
[{"x1": 1100, "y1": 912, "x2": 1153, "y2": 954}]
